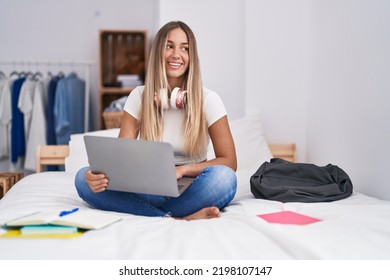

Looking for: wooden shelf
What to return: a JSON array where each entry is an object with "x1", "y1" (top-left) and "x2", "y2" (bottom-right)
[
  {"x1": 98, "y1": 29, "x2": 147, "y2": 129},
  {"x1": 99, "y1": 87, "x2": 133, "y2": 94}
]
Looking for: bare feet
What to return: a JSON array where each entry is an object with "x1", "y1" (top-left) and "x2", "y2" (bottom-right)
[{"x1": 176, "y1": 206, "x2": 221, "y2": 221}]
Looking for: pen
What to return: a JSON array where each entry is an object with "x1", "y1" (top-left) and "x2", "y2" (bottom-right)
[{"x1": 59, "y1": 207, "x2": 79, "y2": 217}]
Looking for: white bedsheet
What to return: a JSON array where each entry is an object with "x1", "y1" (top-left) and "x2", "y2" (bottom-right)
[{"x1": 1, "y1": 171, "x2": 390, "y2": 260}]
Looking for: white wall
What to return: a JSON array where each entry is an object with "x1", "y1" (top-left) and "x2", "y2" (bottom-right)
[
  {"x1": 306, "y1": 0, "x2": 390, "y2": 200},
  {"x1": 0, "y1": 0, "x2": 157, "y2": 130},
  {"x1": 158, "y1": 0, "x2": 246, "y2": 121},
  {"x1": 244, "y1": 0, "x2": 390, "y2": 200},
  {"x1": 159, "y1": 0, "x2": 309, "y2": 162},
  {"x1": 245, "y1": 0, "x2": 309, "y2": 162}
]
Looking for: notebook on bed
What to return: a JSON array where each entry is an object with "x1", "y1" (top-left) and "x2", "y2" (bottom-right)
[{"x1": 84, "y1": 135, "x2": 194, "y2": 197}]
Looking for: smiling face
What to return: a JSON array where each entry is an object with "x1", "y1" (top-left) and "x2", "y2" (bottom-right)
[{"x1": 164, "y1": 27, "x2": 190, "y2": 89}]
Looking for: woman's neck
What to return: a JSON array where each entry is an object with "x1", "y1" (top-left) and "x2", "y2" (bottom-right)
[{"x1": 167, "y1": 77, "x2": 184, "y2": 89}]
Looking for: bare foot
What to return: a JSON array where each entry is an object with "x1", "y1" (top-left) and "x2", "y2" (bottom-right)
[{"x1": 176, "y1": 207, "x2": 221, "y2": 221}]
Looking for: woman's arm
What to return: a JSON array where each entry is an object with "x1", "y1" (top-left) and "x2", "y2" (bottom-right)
[
  {"x1": 176, "y1": 115, "x2": 237, "y2": 178},
  {"x1": 118, "y1": 111, "x2": 139, "y2": 139}
]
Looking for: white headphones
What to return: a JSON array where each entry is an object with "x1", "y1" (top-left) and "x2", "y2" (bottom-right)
[{"x1": 154, "y1": 87, "x2": 187, "y2": 110}]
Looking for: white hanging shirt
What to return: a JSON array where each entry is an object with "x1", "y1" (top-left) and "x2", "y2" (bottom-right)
[
  {"x1": 18, "y1": 78, "x2": 36, "y2": 142},
  {"x1": 24, "y1": 77, "x2": 50, "y2": 171}
]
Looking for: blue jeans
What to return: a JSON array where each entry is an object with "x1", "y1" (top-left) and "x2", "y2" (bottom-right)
[{"x1": 74, "y1": 165, "x2": 237, "y2": 218}]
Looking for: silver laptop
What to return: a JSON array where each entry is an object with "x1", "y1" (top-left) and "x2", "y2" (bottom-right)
[{"x1": 84, "y1": 135, "x2": 194, "y2": 197}]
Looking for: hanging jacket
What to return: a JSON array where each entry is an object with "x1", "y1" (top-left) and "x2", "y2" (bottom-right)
[{"x1": 54, "y1": 72, "x2": 85, "y2": 145}]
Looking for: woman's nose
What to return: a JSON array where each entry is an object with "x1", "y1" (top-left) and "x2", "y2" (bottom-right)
[{"x1": 171, "y1": 47, "x2": 180, "y2": 58}]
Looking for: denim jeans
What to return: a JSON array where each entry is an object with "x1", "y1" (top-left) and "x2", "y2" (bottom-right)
[{"x1": 74, "y1": 165, "x2": 237, "y2": 218}]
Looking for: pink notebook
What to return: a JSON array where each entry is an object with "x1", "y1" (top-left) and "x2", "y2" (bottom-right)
[{"x1": 258, "y1": 211, "x2": 321, "y2": 225}]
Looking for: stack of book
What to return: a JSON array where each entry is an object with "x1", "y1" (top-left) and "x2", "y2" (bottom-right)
[
  {"x1": 0, "y1": 208, "x2": 122, "y2": 238},
  {"x1": 117, "y1": 74, "x2": 142, "y2": 88}
]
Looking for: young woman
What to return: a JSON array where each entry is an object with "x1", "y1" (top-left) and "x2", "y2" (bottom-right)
[{"x1": 75, "y1": 21, "x2": 237, "y2": 220}]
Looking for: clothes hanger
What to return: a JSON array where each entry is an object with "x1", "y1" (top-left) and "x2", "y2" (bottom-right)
[
  {"x1": 33, "y1": 71, "x2": 43, "y2": 80},
  {"x1": 57, "y1": 71, "x2": 65, "y2": 78},
  {"x1": 10, "y1": 70, "x2": 20, "y2": 77},
  {"x1": 25, "y1": 71, "x2": 34, "y2": 79}
]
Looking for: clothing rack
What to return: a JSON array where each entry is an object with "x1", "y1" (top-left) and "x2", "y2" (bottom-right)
[{"x1": 0, "y1": 60, "x2": 95, "y2": 132}]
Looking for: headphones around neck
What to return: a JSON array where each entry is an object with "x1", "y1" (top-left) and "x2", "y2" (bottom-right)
[{"x1": 154, "y1": 87, "x2": 187, "y2": 110}]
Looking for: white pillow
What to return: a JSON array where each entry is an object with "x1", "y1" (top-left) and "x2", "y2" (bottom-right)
[
  {"x1": 230, "y1": 114, "x2": 272, "y2": 172},
  {"x1": 207, "y1": 115, "x2": 272, "y2": 201},
  {"x1": 231, "y1": 115, "x2": 272, "y2": 200},
  {"x1": 208, "y1": 114, "x2": 272, "y2": 173},
  {"x1": 65, "y1": 128, "x2": 120, "y2": 174}
]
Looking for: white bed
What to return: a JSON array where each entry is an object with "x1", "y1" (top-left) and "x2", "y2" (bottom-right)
[{"x1": 1, "y1": 115, "x2": 390, "y2": 260}]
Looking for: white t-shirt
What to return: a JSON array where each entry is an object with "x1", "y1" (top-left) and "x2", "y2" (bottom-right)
[
  {"x1": 24, "y1": 77, "x2": 50, "y2": 171},
  {"x1": 123, "y1": 86, "x2": 227, "y2": 165}
]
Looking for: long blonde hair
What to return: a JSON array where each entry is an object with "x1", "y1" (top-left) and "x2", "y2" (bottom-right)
[{"x1": 138, "y1": 21, "x2": 208, "y2": 158}]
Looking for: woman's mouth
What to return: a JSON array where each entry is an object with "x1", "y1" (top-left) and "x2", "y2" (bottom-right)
[{"x1": 168, "y1": 62, "x2": 182, "y2": 70}]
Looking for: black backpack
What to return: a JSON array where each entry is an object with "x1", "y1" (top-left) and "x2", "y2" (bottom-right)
[{"x1": 250, "y1": 158, "x2": 353, "y2": 202}]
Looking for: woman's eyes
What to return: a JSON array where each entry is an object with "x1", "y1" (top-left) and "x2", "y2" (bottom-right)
[{"x1": 166, "y1": 44, "x2": 189, "y2": 52}]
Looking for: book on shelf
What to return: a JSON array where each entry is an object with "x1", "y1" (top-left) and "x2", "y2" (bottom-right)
[{"x1": 4, "y1": 208, "x2": 122, "y2": 230}]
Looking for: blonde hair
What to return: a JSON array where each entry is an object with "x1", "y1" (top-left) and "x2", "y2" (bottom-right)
[{"x1": 138, "y1": 21, "x2": 208, "y2": 158}]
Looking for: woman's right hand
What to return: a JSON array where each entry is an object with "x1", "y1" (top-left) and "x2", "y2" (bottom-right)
[{"x1": 84, "y1": 169, "x2": 108, "y2": 193}]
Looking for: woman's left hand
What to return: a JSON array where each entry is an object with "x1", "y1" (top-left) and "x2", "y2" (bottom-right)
[{"x1": 175, "y1": 165, "x2": 185, "y2": 179}]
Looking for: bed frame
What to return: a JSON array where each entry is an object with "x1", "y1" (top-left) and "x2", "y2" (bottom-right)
[
  {"x1": 268, "y1": 143, "x2": 296, "y2": 163},
  {"x1": 36, "y1": 145, "x2": 70, "y2": 173},
  {"x1": 36, "y1": 143, "x2": 296, "y2": 173}
]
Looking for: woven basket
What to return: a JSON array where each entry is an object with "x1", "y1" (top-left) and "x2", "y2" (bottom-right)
[{"x1": 102, "y1": 112, "x2": 124, "y2": 129}]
